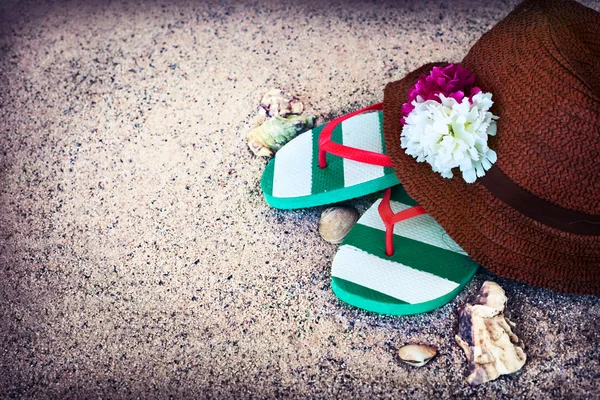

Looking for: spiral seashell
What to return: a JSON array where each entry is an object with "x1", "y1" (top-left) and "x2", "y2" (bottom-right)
[{"x1": 247, "y1": 114, "x2": 315, "y2": 157}]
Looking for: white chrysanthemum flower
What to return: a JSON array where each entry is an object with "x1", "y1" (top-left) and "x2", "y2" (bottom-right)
[{"x1": 401, "y1": 92, "x2": 498, "y2": 183}]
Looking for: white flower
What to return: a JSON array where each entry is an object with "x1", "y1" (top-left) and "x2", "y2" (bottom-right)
[{"x1": 401, "y1": 92, "x2": 498, "y2": 183}]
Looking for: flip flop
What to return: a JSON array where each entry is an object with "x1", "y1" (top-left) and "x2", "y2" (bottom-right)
[
  {"x1": 261, "y1": 103, "x2": 400, "y2": 209},
  {"x1": 331, "y1": 185, "x2": 479, "y2": 315}
]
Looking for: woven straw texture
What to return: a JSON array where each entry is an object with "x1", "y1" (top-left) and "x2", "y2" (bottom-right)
[{"x1": 383, "y1": 0, "x2": 600, "y2": 294}]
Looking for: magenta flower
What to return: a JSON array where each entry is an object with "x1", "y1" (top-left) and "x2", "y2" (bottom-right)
[{"x1": 401, "y1": 64, "x2": 481, "y2": 123}]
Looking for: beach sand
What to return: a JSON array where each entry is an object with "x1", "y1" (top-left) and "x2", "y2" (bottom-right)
[{"x1": 1, "y1": 0, "x2": 599, "y2": 398}]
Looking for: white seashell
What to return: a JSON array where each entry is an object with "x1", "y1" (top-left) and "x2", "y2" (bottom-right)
[
  {"x1": 318, "y1": 207, "x2": 359, "y2": 244},
  {"x1": 455, "y1": 281, "x2": 527, "y2": 385},
  {"x1": 397, "y1": 344, "x2": 437, "y2": 367},
  {"x1": 259, "y1": 89, "x2": 304, "y2": 118}
]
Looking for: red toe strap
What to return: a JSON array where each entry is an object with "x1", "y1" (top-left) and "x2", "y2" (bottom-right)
[
  {"x1": 378, "y1": 188, "x2": 427, "y2": 257},
  {"x1": 318, "y1": 103, "x2": 393, "y2": 168}
]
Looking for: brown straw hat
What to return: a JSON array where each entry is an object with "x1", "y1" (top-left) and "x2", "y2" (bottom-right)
[{"x1": 383, "y1": 0, "x2": 600, "y2": 295}]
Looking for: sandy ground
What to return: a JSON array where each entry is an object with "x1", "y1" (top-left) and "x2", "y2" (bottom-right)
[{"x1": 1, "y1": 0, "x2": 599, "y2": 398}]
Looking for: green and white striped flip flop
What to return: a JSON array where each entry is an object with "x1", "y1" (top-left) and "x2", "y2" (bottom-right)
[
  {"x1": 331, "y1": 185, "x2": 478, "y2": 315},
  {"x1": 261, "y1": 103, "x2": 399, "y2": 209}
]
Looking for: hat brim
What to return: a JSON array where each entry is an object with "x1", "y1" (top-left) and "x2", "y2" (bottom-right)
[{"x1": 383, "y1": 63, "x2": 600, "y2": 295}]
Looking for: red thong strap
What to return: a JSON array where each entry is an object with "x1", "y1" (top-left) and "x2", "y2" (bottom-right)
[
  {"x1": 318, "y1": 103, "x2": 393, "y2": 168},
  {"x1": 378, "y1": 188, "x2": 427, "y2": 257}
]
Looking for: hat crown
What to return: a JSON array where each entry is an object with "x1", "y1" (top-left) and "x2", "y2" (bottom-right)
[{"x1": 462, "y1": 0, "x2": 600, "y2": 215}]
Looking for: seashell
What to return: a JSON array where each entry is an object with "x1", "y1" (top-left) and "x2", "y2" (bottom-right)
[
  {"x1": 318, "y1": 207, "x2": 359, "y2": 244},
  {"x1": 472, "y1": 279, "x2": 507, "y2": 312},
  {"x1": 259, "y1": 89, "x2": 304, "y2": 118},
  {"x1": 248, "y1": 114, "x2": 315, "y2": 157},
  {"x1": 397, "y1": 344, "x2": 437, "y2": 367},
  {"x1": 455, "y1": 281, "x2": 527, "y2": 385}
]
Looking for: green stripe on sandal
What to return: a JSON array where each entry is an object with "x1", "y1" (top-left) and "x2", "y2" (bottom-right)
[
  {"x1": 331, "y1": 185, "x2": 478, "y2": 315},
  {"x1": 261, "y1": 111, "x2": 399, "y2": 209}
]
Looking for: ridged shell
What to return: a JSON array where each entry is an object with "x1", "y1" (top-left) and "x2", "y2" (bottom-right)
[
  {"x1": 318, "y1": 207, "x2": 359, "y2": 244},
  {"x1": 247, "y1": 114, "x2": 315, "y2": 157},
  {"x1": 259, "y1": 89, "x2": 304, "y2": 118},
  {"x1": 397, "y1": 344, "x2": 437, "y2": 367}
]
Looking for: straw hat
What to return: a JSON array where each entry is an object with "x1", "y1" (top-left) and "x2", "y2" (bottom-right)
[{"x1": 383, "y1": 0, "x2": 600, "y2": 294}]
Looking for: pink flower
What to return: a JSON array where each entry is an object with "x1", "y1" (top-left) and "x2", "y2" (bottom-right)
[{"x1": 401, "y1": 64, "x2": 481, "y2": 123}]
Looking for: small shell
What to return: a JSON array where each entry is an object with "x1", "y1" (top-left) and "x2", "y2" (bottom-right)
[
  {"x1": 259, "y1": 89, "x2": 304, "y2": 118},
  {"x1": 247, "y1": 114, "x2": 315, "y2": 157},
  {"x1": 318, "y1": 207, "x2": 359, "y2": 244},
  {"x1": 397, "y1": 344, "x2": 437, "y2": 367}
]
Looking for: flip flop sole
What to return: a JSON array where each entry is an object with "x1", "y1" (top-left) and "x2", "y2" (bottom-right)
[
  {"x1": 261, "y1": 111, "x2": 399, "y2": 210},
  {"x1": 331, "y1": 186, "x2": 478, "y2": 315}
]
